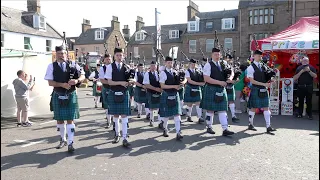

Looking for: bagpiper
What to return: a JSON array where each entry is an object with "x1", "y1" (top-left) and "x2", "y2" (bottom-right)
[
  {"x1": 89, "y1": 63, "x2": 102, "y2": 108},
  {"x1": 134, "y1": 63, "x2": 148, "y2": 118}
]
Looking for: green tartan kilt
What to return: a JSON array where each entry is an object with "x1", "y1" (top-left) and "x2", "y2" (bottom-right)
[
  {"x1": 202, "y1": 84, "x2": 228, "y2": 111},
  {"x1": 147, "y1": 92, "x2": 161, "y2": 109},
  {"x1": 128, "y1": 86, "x2": 134, "y2": 97},
  {"x1": 52, "y1": 91, "x2": 80, "y2": 121},
  {"x1": 101, "y1": 87, "x2": 109, "y2": 109},
  {"x1": 92, "y1": 83, "x2": 102, "y2": 96},
  {"x1": 179, "y1": 87, "x2": 185, "y2": 101},
  {"x1": 159, "y1": 91, "x2": 181, "y2": 117},
  {"x1": 184, "y1": 84, "x2": 202, "y2": 103},
  {"x1": 107, "y1": 89, "x2": 131, "y2": 115},
  {"x1": 226, "y1": 85, "x2": 235, "y2": 102},
  {"x1": 247, "y1": 86, "x2": 270, "y2": 109},
  {"x1": 134, "y1": 86, "x2": 148, "y2": 103}
]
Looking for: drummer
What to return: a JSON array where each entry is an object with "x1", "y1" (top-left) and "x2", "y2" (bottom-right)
[{"x1": 89, "y1": 63, "x2": 102, "y2": 108}]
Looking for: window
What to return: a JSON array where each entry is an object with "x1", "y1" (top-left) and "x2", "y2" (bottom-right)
[
  {"x1": 1, "y1": 33, "x2": 4, "y2": 47},
  {"x1": 254, "y1": 10, "x2": 258, "y2": 16},
  {"x1": 95, "y1": 46, "x2": 100, "y2": 54},
  {"x1": 95, "y1": 30, "x2": 104, "y2": 40},
  {"x1": 188, "y1": 21, "x2": 196, "y2": 32},
  {"x1": 134, "y1": 47, "x2": 139, "y2": 58},
  {"x1": 264, "y1": 9, "x2": 269, "y2": 15},
  {"x1": 206, "y1": 39, "x2": 214, "y2": 52},
  {"x1": 224, "y1": 38, "x2": 232, "y2": 51},
  {"x1": 206, "y1": 22, "x2": 213, "y2": 29},
  {"x1": 24, "y1": 37, "x2": 31, "y2": 50},
  {"x1": 260, "y1": 15, "x2": 263, "y2": 24},
  {"x1": 264, "y1": 15, "x2": 269, "y2": 24},
  {"x1": 270, "y1": 8, "x2": 274, "y2": 24},
  {"x1": 169, "y1": 30, "x2": 179, "y2": 39},
  {"x1": 46, "y1": 40, "x2": 52, "y2": 52},
  {"x1": 39, "y1": 16, "x2": 46, "y2": 29},
  {"x1": 258, "y1": 33, "x2": 264, "y2": 40},
  {"x1": 254, "y1": 16, "x2": 258, "y2": 25},
  {"x1": 189, "y1": 40, "x2": 196, "y2": 53},
  {"x1": 264, "y1": 33, "x2": 268, "y2": 38},
  {"x1": 222, "y1": 18, "x2": 235, "y2": 30},
  {"x1": 135, "y1": 32, "x2": 144, "y2": 41},
  {"x1": 249, "y1": 10, "x2": 253, "y2": 25}
]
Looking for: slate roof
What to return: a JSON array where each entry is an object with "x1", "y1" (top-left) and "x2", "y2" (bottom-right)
[
  {"x1": 75, "y1": 27, "x2": 112, "y2": 45},
  {"x1": 1, "y1": 6, "x2": 62, "y2": 39},
  {"x1": 128, "y1": 23, "x2": 187, "y2": 45},
  {"x1": 238, "y1": 0, "x2": 288, "y2": 9}
]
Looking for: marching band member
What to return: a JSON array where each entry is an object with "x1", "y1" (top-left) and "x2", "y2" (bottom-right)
[
  {"x1": 89, "y1": 63, "x2": 102, "y2": 108},
  {"x1": 129, "y1": 61, "x2": 137, "y2": 112},
  {"x1": 202, "y1": 48, "x2": 234, "y2": 136},
  {"x1": 143, "y1": 61, "x2": 162, "y2": 126},
  {"x1": 44, "y1": 46, "x2": 85, "y2": 152},
  {"x1": 159, "y1": 56, "x2": 183, "y2": 140},
  {"x1": 105, "y1": 48, "x2": 135, "y2": 147},
  {"x1": 134, "y1": 63, "x2": 148, "y2": 118},
  {"x1": 246, "y1": 50, "x2": 276, "y2": 133},
  {"x1": 184, "y1": 59, "x2": 205, "y2": 123},
  {"x1": 99, "y1": 54, "x2": 113, "y2": 128}
]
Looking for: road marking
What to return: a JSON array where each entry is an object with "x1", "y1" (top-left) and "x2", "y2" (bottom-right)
[
  {"x1": 39, "y1": 120, "x2": 56, "y2": 125},
  {"x1": 21, "y1": 140, "x2": 47, "y2": 147},
  {"x1": 13, "y1": 139, "x2": 27, "y2": 143},
  {"x1": 75, "y1": 119, "x2": 93, "y2": 122}
]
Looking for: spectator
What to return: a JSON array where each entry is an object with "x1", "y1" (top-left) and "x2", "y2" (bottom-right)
[{"x1": 234, "y1": 63, "x2": 249, "y2": 113}]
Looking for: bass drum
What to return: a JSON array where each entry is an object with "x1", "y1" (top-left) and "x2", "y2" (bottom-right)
[{"x1": 96, "y1": 81, "x2": 102, "y2": 94}]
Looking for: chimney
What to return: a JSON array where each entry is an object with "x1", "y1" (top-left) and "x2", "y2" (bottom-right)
[
  {"x1": 82, "y1": 19, "x2": 91, "y2": 33},
  {"x1": 122, "y1": 25, "x2": 130, "y2": 42},
  {"x1": 27, "y1": 0, "x2": 41, "y2": 13},
  {"x1": 136, "y1": 16, "x2": 145, "y2": 31},
  {"x1": 187, "y1": 0, "x2": 199, "y2": 21},
  {"x1": 111, "y1": 16, "x2": 120, "y2": 31}
]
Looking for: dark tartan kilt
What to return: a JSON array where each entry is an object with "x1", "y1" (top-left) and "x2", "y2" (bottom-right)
[
  {"x1": 202, "y1": 85, "x2": 228, "y2": 112},
  {"x1": 247, "y1": 86, "x2": 270, "y2": 109},
  {"x1": 159, "y1": 91, "x2": 181, "y2": 118},
  {"x1": 107, "y1": 89, "x2": 131, "y2": 115},
  {"x1": 147, "y1": 92, "x2": 161, "y2": 109},
  {"x1": 52, "y1": 91, "x2": 80, "y2": 121},
  {"x1": 226, "y1": 85, "x2": 235, "y2": 102},
  {"x1": 101, "y1": 87, "x2": 110, "y2": 109},
  {"x1": 128, "y1": 86, "x2": 134, "y2": 97},
  {"x1": 184, "y1": 84, "x2": 202, "y2": 103},
  {"x1": 92, "y1": 83, "x2": 102, "y2": 96},
  {"x1": 179, "y1": 87, "x2": 185, "y2": 101},
  {"x1": 134, "y1": 86, "x2": 148, "y2": 103}
]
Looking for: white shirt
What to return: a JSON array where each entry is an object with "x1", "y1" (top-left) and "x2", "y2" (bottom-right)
[
  {"x1": 185, "y1": 68, "x2": 196, "y2": 78},
  {"x1": 246, "y1": 61, "x2": 261, "y2": 78},
  {"x1": 159, "y1": 68, "x2": 176, "y2": 83},
  {"x1": 159, "y1": 65, "x2": 165, "y2": 72},
  {"x1": 99, "y1": 65, "x2": 108, "y2": 79},
  {"x1": 44, "y1": 61, "x2": 84, "y2": 81},
  {"x1": 143, "y1": 71, "x2": 159, "y2": 85},
  {"x1": 89, "y1": 71, "x2": 98, "y2": 80},
  {"x1": 105, "y1": 62, "x2": 123, "y2": 80},
  {"x1": 203, "y1": 60, "x2": 226, "y2": 77}
]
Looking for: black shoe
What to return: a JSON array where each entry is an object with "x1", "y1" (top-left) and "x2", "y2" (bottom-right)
[
  {"x1": 95, "y1": 105, "x2": 98, "y2": 108},
  {"x1": 22, "y1": 122, "x2": 32, "y2": 127},
  {"x1": 206, "y1": 127, "x2": 215, "y2": 134},
  {"x1": 176, "y1": 132, "x2": 183, "y2": 140},
  {"x1": 105, "y1": 122, "x2": 111, "y2": 129},
  {"x1": 146, "y1": 113, "x2": 150, "y2": 120},
  {"x1": 56, "y1": 140, "x2": 67, "y2": 149},
  {"x1": 181, "y1": 112, "x2": 186, "y2": 116},
  {"x1": 198, "y1": 118, "x2": 205, "y2": 124},
  {"x1": 187, "y1": 116, "x2": 193, "y2": 122},
  {"x1": 158, "y1": 121, "x2": 164, "y2": 130},
  {"x1": 67, "y1": 142, "x2": 75, "y2": 152},
  {"x1": 137, "y1": 114, "x2": 141, "y2": 118},
  {"x1": 122, "y1": 139, "x2": 131, "y2": 147},
  {"x1": 232, "y1": 117, "x2": 240, "y2": 123},
  {"x1": 17, "y1": 123, "x2": 22, "y2": 127},
  {"x1": 267, "y1": 126, "x2": 276, "y2": 133},
  {"x1": 112, "y1": 136, "x2": 121, "y2": 144},
  {"x1": 163, "y1": 129, "x2": 169, "y2": 137},
  {"x1": 149, "y1": 121, "x2": 154, "y2": 127},
  {"x1": 248, "y1": 124, "x2": 257, "y2": 131},
  {"x1": 222, "y1": 129, "x2": 235, "y2": 136},
  {"x1": 308, "y1": 115, "x2": 313, "y2": 120}
]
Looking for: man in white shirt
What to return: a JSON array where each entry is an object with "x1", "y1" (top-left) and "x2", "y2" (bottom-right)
[
  {"x1": 134, "y1": 64, "x2": 148, "y2": 118},
  {"x1": 89, "y1": 63, "x2": 102, "y2": 108}
]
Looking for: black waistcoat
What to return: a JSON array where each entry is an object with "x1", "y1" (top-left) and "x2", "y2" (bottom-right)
[
  {"x1": 252, "y1": 63, "x2": 267, "y2": 87},
  {"x1": 111, "y1": 62, "x2": 128, "y2": 91},
  {"x1": 209, "y1": 61, "x2": 225, "y2": 81},
  {"x1": 148, "y1": 71, "x2": 160, "y2": 94},
  {"x1": 53, "y1": 61, "x2": 75, "y2": 94},
  {"x1": 137, "y1": 71, "x2": 144, "y2": 84},
  {"x1": 187, "y1": 68, "x2": 202, "y2": 84},
  {"x1": 164, "y1": 69, "x2": 178, "y2": 93}
]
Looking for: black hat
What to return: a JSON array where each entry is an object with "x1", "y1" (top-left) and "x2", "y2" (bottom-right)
[
  {"x1": 189, "y1": 58, "x2": 197, "y2": 63},
  {"x1": 104, "y1": 54, "x2": 111, "y2": 58},
  {"x1": 165, "y1": 56, "x2": 173, "y2": 61},
  {"x1": 226, "y1": 54, "x2": 233, "y2": 59},
  {"x1": 114, "y1": 47, "x2": 123, "y2": 54},
  {"x1": 138, "y1": 63, "x2": 144, "y2": 67},
  {"x1": 150, "y1": 61, "x2": 157, "y2": 65},
  {"x1": 55, "y1": 46, "x2": 63, "y2": 52},
  {"x1": 97, "y1": 64, "x2": 101, "y2": 66},
  {"x1": 254, "y1": 49, "x2": 263, "y2": 55},
  {"x1": 212, "y1": 48, "x2": 220, "y2": 53}
]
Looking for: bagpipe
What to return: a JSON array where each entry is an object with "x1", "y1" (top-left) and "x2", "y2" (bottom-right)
[
  {"x1": 252, "y1": 34, "x2": 276, "y2": 82},
  {"x1": 62, "y1": 32, "x2": 81, "y2": 87}
]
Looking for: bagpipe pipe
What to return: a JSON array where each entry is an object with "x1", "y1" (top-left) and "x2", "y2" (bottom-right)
[
  {"x1": 171, "y1": 49, "x2": 185, "y2": 84},
  {"x1": 62, "y1": 32, "x2": 81, "y2": 87},
  {"x1": 252, "y1": 34, "x2": 276, "y2": 82}
]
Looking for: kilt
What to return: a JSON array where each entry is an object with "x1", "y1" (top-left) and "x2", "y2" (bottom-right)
[
  {"x1": 128, "y1": 86, "x2": 134, "y2": 97},
  {"x1": 101, "y1": 87, "x2": 110, "y2": 109},
  {"x1": 159, "y1": 91, "x2": 181, "y2": 117},
  {"x1": 202, "y1": 84, "x2": 228, "y2": 111},
  {"x1": 179, "y1": 87, "x2": 185, "y2": 101},
  {"x1": 247, "y1": 86, "x2": 269, "y2": 109},
  {"x1": 92, "y1": 83, "x2": 102, "y2": 96},
  {"x1": 184, "y1": 84, "x2": 202, "y2": 103},
  {"x1": 226, "y1": 85, "x2": 235, "y2": 102},
  {"x1": 134, "y1": 86, "x2": 148, "y2": 103},
  {"x1": 146, "y1": 92, "x2": 161, "y2": 109},
  {"x1": 107, "y1": 89, "x2": 131, "y2": 115},
  {"x1": 52, "y1": 91, "x2": 80, "y2": 121}
]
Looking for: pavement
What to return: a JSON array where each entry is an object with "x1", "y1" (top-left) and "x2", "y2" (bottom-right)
[{"x1": 1, "y1": 88, "x2": 319, "y2": 180}]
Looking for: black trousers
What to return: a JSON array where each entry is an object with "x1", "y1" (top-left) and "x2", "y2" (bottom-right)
[{"x1": 297, "y1": 86, "x2": 313, "y2": 116}]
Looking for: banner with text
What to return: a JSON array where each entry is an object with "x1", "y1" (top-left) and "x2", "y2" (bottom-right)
[
  {"x1": 281, "y1": 78, "x2": 294, "y2": 115},
  {"x1": 272, "y1": 40, "x2": 319, "y2": 50}
]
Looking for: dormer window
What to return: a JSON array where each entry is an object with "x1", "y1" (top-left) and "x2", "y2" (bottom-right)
[
  {"x1": 222, "y1": 18, "x2": 235, "y2": 30},
  {"x1": 39, "y1": 16, "x2": 45, "y2": 29},
  {"x1": 135, "y1": 32, "x2": 144, "y2": 41},
  {"x1": 95, "y1": 30, "x2": 104, "y2": 40},
  {"x1": 188, "y1": 20, "x2": 199, "y2": 32},
  {"x1": 206, "y1": 22, "x2": 213, "y2": 29},
  {"x1": 33, "y1": 14, "x2": 46, "y2": 30},
  {"x1": 169, "y1": 30, "x2": 179, "y2": 39}
]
